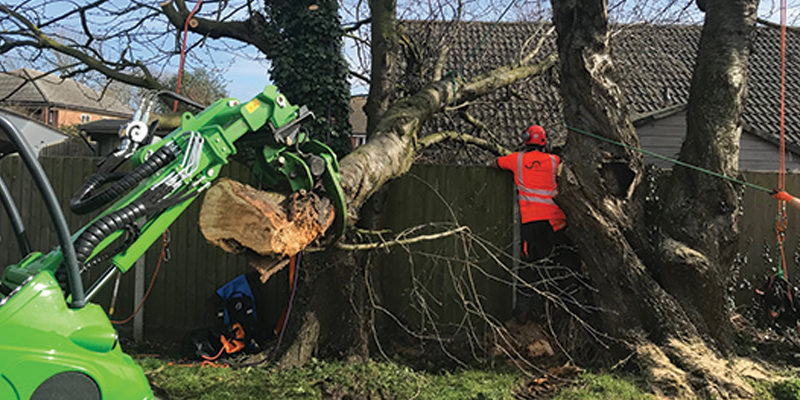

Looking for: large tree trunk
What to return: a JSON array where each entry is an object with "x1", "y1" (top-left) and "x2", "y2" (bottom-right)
[
  {"x1": 267, "y1": 0, "x2": 353, "y2": 156},
  {"x1": 656, "y1": 0, "x2": 758, "y2": 352},
  {"x1": 551, "y1": 0, "x2": 754, "y2": 397},
  {"x1": 365, "y1": 0, "x2": 400, "y2": 137}
]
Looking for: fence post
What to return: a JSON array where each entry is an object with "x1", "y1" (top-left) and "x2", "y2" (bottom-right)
[{"x1": 512, "y1": 190, "x2": 520, "y2": 310}]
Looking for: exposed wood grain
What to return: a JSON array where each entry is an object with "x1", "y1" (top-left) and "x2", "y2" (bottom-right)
[{"x1": 199, "y1": 178, "x2": 334, "y2": 258}]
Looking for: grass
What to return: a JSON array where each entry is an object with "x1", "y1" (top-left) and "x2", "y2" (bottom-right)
[
  {"x1": 141, "y1": 356, "x2": 800, "y2": 399},
  {"x1": 552, "y1": 373, "x2": 653, "y2": 400},
  {"x1": 138, "y1": 355, "x2": 666, "y2": 399},
  {"x1": 551, "y1": 373, "x2": 800, "y2": 400},
  {"x1": 137, "y1": 357, "x2": 523, "y2": 400},
  {"x1": 750, "y1": 378, "x2": 800, "y2": 400}
]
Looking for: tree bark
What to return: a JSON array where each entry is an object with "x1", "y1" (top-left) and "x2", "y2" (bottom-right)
[
  {"x1": 656, "y1": 0, "x2": 758, "y2": 352},
  {"x1": 551, "y1": 0, "x2": 754, "y2": 397},
  {"x1": 552, "y1": 0, "x2": 685, "y2": 340},
  {"x1": 365, "y1": 0, "x2": 399, "y2": 137}
]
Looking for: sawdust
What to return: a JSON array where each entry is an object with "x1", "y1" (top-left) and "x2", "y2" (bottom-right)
[
  {"x1": 635, "y1": 336, "x2": 756, "y2": 400},
  {"x1": 487, "y1": 319, "x2": 555, "y2": 361}
]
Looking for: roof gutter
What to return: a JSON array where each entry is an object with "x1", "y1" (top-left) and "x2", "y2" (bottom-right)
[{"x1": 631, "y1": 103, "x2": 687, "y2": 127}]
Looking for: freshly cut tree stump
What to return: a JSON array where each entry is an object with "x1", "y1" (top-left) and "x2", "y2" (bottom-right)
[{"x1": 199, "y1": 178, "x2": 334, "y2": 280}]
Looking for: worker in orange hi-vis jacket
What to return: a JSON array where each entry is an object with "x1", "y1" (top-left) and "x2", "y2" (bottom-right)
[{"x1": 496, "y1": 125, "x2": 569, "y2": 324}]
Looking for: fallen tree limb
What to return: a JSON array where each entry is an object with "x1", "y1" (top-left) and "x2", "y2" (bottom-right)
[
  {"x1": 199, "y1": 178, "x2": 334, "y2": 257},
  {"x1": 198, "y1": 52, "x2": 557, "y2": 261},
  {"x1": 418, "y1": 130, "x2": 510, "y2": 155}
]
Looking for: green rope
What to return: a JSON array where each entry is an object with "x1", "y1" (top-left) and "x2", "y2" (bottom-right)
[
  {"x1": 445, "y1": 70, "x2": 459, "y2": 107},
  {"x1": 562, "y1": 119, "x2": 773, "y2": 194}
]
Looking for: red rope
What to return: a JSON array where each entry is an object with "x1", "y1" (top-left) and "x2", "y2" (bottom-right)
[
  {"x1": 780, "y1": 0, "x2": 787, "y2": 190},
  {"x1": 110, "y1": 231, "x2": 169, "y2": 325},
  {"x1": 173, "y1": 0, "x2": 204, "y2": 112},
  {"x1": 776, "y1": 0, "x2": 793, "y2": 303},
  {"x1": 201, "y1": 345, "x2": 225, "y2": 362}
]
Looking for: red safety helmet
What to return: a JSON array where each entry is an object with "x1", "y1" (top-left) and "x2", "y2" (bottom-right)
[{"x1": 524, "y1": 125, "x2": 547, "y2": 146}]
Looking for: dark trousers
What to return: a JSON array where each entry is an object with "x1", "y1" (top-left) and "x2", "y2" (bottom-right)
[
  {"x1": 516, "y1": 220, "x2": 577, "y2": 319},
  {"x1": 521, "y1": 220, "x2": 560, "y2": 262}
]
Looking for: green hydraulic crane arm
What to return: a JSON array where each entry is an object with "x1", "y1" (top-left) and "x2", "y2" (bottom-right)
[{"x1": 1, "y1": 86, "x2": 346, "y2": 300}]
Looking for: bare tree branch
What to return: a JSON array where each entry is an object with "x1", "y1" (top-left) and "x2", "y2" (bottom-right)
[
  {"x1": 339, "y1": 52, "x2": 558, "y2": 209},
  {"x1": 756, "y1": 17, "x2": 800, "y2": 33},
  {"x1": 349, "y1": 69, "x2": 371, "y2": 84},
  {"x1": 0, "y1": 4, "x2": 162, "y2": 89},
  {"x1": 418, "y1": 130, "x2": 511, "y2": 155},
  {"x1": 520, "y1": 26, "x2": 555, "y2": 65},
  {"x1": 344, "y1": 17, "x2": 371, "y2": 33},
  {"x1": 159, "y1": 0, "x2": 280, "y2": 56},
  {"x1": 336, "y1": 226, "x2": 469, "y2": 251}
]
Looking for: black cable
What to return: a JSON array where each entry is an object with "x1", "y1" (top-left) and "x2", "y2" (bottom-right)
[
  {"x1": 79, "y1": 225, "x2": 140, "y2": 273},
  {"x1": 70, "y1": 144, "x2": 177, "y2": 214},
  {"x1": 231, "y1": 253, "x2": 302, "y2": 368},
  {"x1": 72, "y1": 167, "x2": 178, "y2": 268},
  {"x1": 0, "y1": 116, "x2": 86, "y2": 307}
]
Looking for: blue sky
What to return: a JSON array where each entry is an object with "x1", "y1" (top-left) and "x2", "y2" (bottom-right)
[
  {"x1": 4, "y1": 1, "x2": 796, "y2": 102},
  {"x1": 226, "y1": 59, "x2": 273, "y2": 101},
  {"x1": 224, "y1": 1, "x2": 800, "y2": 101}
]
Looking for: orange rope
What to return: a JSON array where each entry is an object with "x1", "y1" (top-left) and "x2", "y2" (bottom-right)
[
  {"x1": 776, "y1": 0, "x2": 793, "y2": 303},
  {"x1": 110, "y1": 231, "x2": 169, "y2": 324},
  {"x1": 173, "y1": 0, "x2": 204, "y2": 112},
  {"x1": 274, "y1": 254, "x2": 296, "y2": 335},
  {"x1": 200, "y1": 345, "x2": 225, "y2": 362}
]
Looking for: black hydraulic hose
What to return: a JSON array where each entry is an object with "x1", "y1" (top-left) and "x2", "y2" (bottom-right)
[
  {"x1": 73, "y1": 200, "x2": 150, "y2": 267},
  {"x1": 0, "y1": 176, "x2": 31, "y2": 257},
  {"x1": 70, "y1": 144, "x2": 176, "y2": 214},
  {"x1": 0, "y1": 116, "x2": 86, "y2": 308},
  {"x1": 73, "y1": 176, "x2": 176, "y2": 267}
]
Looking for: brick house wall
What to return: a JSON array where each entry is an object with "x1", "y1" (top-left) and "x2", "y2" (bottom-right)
[
  {"x1": 2, "y1": 105, "x2": 120, "y2": 129},
  {"x1": 55, "y1": 108, "x2": 117, "y2": 127}
]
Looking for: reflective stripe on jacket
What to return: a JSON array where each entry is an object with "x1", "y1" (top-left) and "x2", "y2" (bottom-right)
[{"x1": 497, "y1": 150, "x2": 566, "y2": 230}]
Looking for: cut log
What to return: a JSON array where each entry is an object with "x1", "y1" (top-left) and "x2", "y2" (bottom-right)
[{"x1": 199, "y1": 178, "x2": 335, "y2": 258}]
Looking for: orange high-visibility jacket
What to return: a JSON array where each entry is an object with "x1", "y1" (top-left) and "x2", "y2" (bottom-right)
[{"x1": 497, "y1": 150, "x2": 566, "y2": 231}]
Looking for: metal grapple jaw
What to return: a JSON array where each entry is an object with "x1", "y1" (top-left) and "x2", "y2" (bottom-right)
[{"x1": 249, "y1": 107, "x2": 347, "y2": 242}]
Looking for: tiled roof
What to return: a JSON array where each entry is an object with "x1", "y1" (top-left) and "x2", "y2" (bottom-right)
[
  {"x1": 402, "y1": 21, "x2": 800, "y2": 164},
  {"x1": 0, "y1": 68, "x2": 132, "y2": 118}
]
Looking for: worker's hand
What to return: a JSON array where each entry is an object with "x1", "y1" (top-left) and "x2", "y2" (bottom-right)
[{"x1": 772, "y1": 189, "x2": 795, "y2": 202}]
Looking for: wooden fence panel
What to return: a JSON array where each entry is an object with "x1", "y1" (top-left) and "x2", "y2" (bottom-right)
[
  {"x1": 736, "y1": 172, "x2": 800, "y2": 305},
  {"x1": 1, "y1": 157, "x2": 796, "y2": 343},
  {"x1": 378, "y1": 165, "x2": 516, "y2": 328}
]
